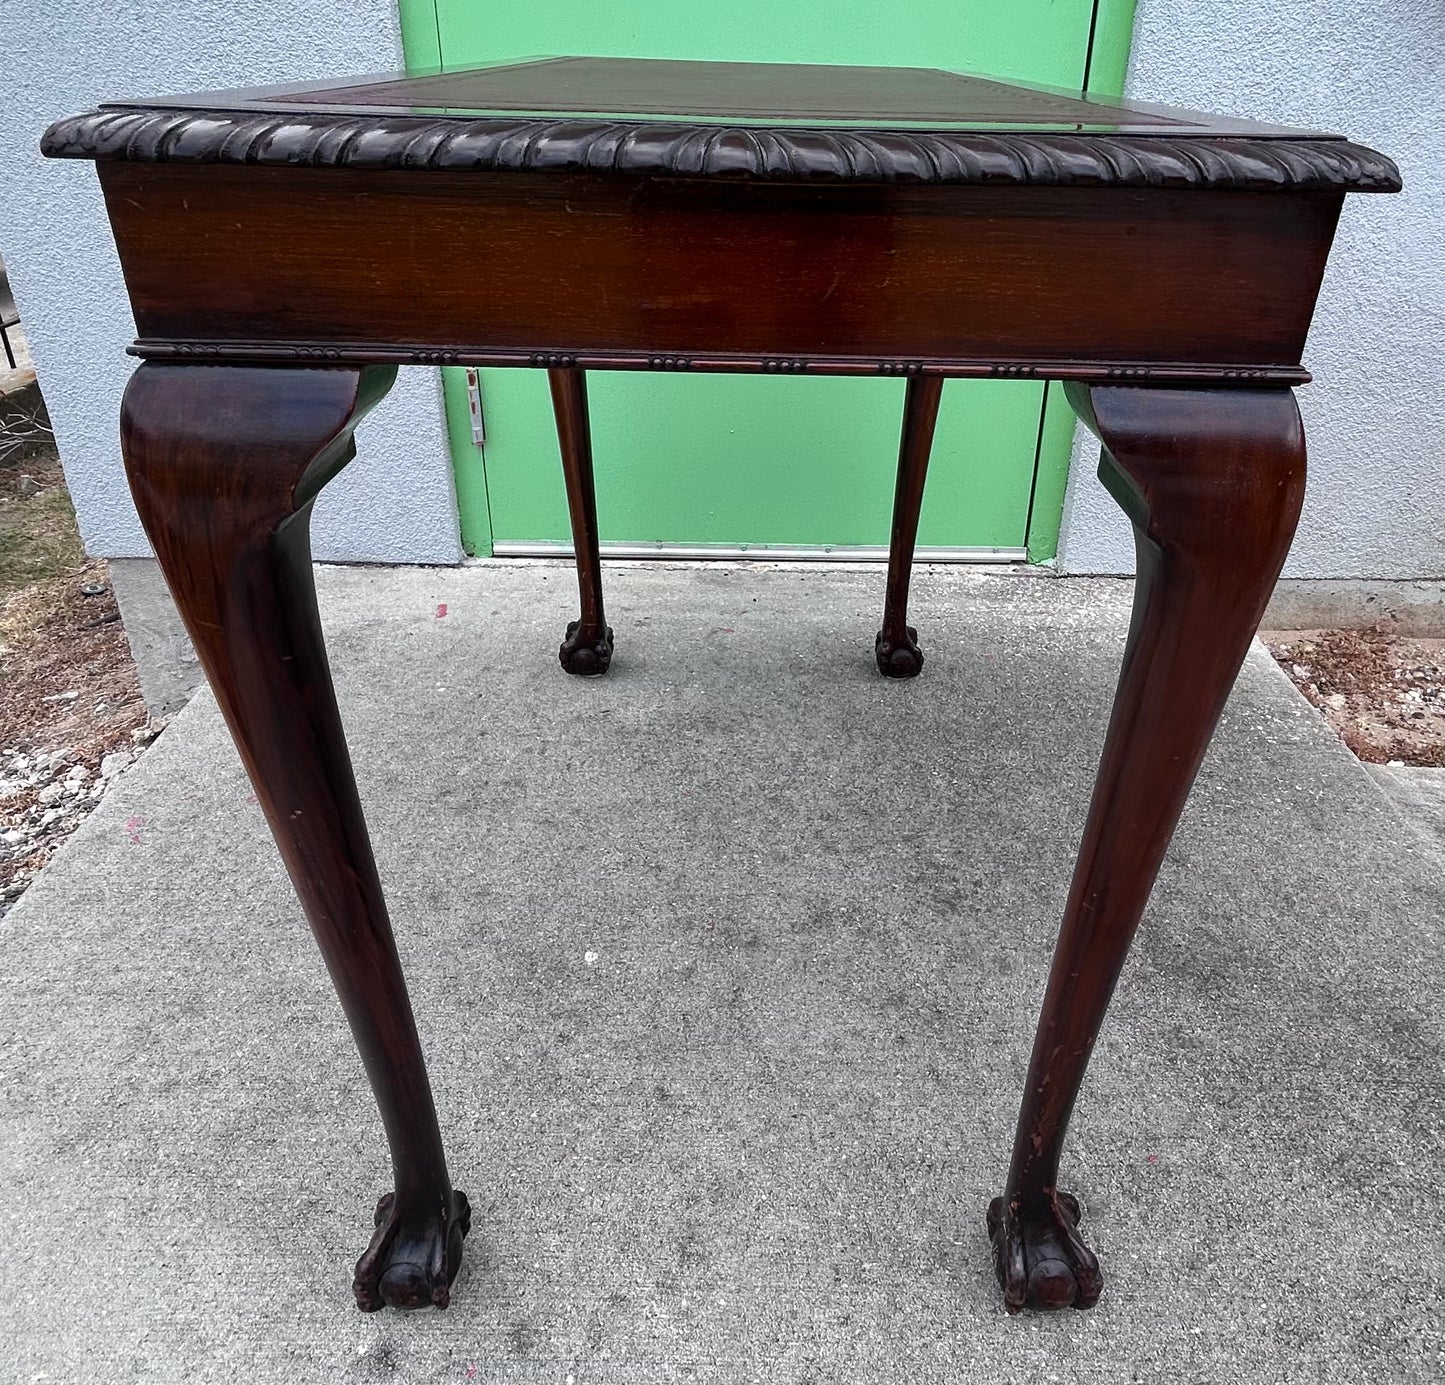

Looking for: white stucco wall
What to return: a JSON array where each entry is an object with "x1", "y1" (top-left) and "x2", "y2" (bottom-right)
[
  {"x1": 0, "y1": 1, "x2": 462, "y2": 564},
  {"x1": 1057, "y1": 0, "x2": 1445, "y2": 577}
]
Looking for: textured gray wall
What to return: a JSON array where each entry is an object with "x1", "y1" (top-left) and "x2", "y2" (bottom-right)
[
  {"x1": 0, "y1": 1, "x2": 462, "y2": 564},
  {"x1": 1057, "y1": 0, "x2": 1445, "y2": 577}
]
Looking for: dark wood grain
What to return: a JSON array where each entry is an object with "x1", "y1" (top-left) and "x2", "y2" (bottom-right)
[
  {"x1": 96, "y1": 164, "x2": 1344, "y2": 382},
  {"x1": 119, "y1": 362, "x2": 470, "y2": 1312},
  {"x1": 549, "y1": 367, "x2": 614, "y2": 675},
  {"x1": 988, "y1": 384, "x2": 1307, "y2": 1313},
  {"x1": 876, "y1": 375, "x2": 944, "y2": 678}
]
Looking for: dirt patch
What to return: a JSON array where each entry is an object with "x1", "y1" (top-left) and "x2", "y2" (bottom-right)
[
  {"x1": 1, "y1": 385, "x2": 152, "y2": 917},
  {"x1": 1266, "y1": 625, "x2": 1445, "y2": 766}
]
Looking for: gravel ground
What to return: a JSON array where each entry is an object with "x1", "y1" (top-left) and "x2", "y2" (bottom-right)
[
  {"x1": 0, "y1": 382, "x2": 153, "y2": 919},
  {"x1": 1266, "y1": 626, "x2": 1445, "y2": 766}
]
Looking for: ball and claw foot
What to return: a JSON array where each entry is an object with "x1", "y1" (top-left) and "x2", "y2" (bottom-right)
[
  {"x1": 352, "y1": 1188, "x2": 471, "y2": 1312},
  {"x1": 559, "y1": 620, "x2": 614, "y2": 676},
  {"x1": 875, "y1": 626, "x2": 924, "y2": 679},
  {"x1": 987, "y1": 1189, "x2": 1103, "y2": 1313}
]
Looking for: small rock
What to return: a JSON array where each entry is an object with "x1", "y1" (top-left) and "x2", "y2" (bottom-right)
[
  {"x1": 64, "y1": 765, "x2": 88, "y2": 784},
  {"x1": 1, "y1": 829, "x2": 25, "y2": 846},
  {"x1": 38, "y1": 783, "x2": 66, "y2": 805},
  {"x1": 100, "y1": 751, "x2": 133, "y2": 780},
  {"x1": 1326, "y1": 693, "x2": 1348, "y2": 710},
  {"x1": 16, "y1": 475, "x2": 42, "y2": 499},
  {"x1": 41, "y1": 691, "x2": 80, "y2": 704}
]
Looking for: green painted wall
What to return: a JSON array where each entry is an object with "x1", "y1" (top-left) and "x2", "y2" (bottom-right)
[{"x1": 400, "y1": 2, "x2": 1137, "y2": 559}]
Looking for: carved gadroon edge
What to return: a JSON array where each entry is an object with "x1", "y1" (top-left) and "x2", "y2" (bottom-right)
[{"x1": 42, "y1": 108, "x2": 1401, "y2": 193}]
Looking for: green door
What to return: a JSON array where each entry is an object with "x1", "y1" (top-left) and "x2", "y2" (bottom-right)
[{"x1": 403, "y1": 2, "x2": 1136, "y2": 560}]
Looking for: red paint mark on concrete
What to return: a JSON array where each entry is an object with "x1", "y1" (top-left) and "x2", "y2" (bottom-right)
[
  {"x1": 124, "y1": 815, "x2": 145, "y2": 845},
  {"x1": 436, "y1": 603, "x2": 449, "y2": 619},
  {"x1": 1147, "y1": 1153, "x2": 1160, "y2": 1165}
]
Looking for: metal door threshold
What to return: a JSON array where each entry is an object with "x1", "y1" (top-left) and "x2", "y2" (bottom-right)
[{"x1": 491, "y1": 541, "x2": 1029, "y2": 563}]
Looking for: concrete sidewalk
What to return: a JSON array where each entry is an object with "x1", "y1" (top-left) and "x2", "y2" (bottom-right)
[{"x1": 1, "y1": 564, "x2": 1441, "y2": 1384}]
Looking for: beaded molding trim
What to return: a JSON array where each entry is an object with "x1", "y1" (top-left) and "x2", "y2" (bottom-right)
[{"x1": 125, "y1": 339, "x2": 1313, "y2": 386}]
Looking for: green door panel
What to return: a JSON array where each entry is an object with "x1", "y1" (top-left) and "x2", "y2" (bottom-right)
[
  {"x1": 401, "y1": 1, "x2": 1137, "y2": 558},
  {"x1": 478, "y1": 372, "x2": 1042, "y2": 552},
  {"x1": 429, "y1": 1, "x2": 1096, "y2": 85}
]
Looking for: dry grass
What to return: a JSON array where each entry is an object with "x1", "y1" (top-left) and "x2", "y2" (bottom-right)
[
  {"x1": 0, "y1": 425, "x2": 83, "y2": 619},
  {"x1": 1, "y1": 386, "x2": 148, "y2": 911}
]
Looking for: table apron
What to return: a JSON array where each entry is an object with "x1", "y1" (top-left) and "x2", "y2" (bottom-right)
[{"x1": 100, "y1": 165, "x2": 1341, "y2": 384}]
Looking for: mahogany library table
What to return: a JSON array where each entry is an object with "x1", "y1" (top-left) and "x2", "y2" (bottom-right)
[{"x1": 44, "y1": 56, "x2": 1398, "y2": 1316}]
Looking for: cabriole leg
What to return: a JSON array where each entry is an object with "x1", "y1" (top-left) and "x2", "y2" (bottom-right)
[
  {"x1": 988, "y1": 385, "x2": 1306, "y2": 1312},
  {"x1": 120, "y1": 362, "x2": 470, "y2": 1312},
  {"x1": 549, "y1": 366, "x2": 614, "y2": 675},
  {"x1": 876, "y1": 374, "x2": 943, "y2": 677}
]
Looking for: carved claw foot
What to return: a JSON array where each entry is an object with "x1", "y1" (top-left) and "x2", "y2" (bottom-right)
[
  {"x1": 987, "y1": 1189, "x2": 1103, "y2": 1313},
  {"x1": 559, "y1": 620, "x2": 614, "y2": 676},
  {"x1": 875, "y1": 626, "x2": 924, "y2": 679},
  {"x1": 353, "y1": 1188, "x2": 471, "y2": 1312}
]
